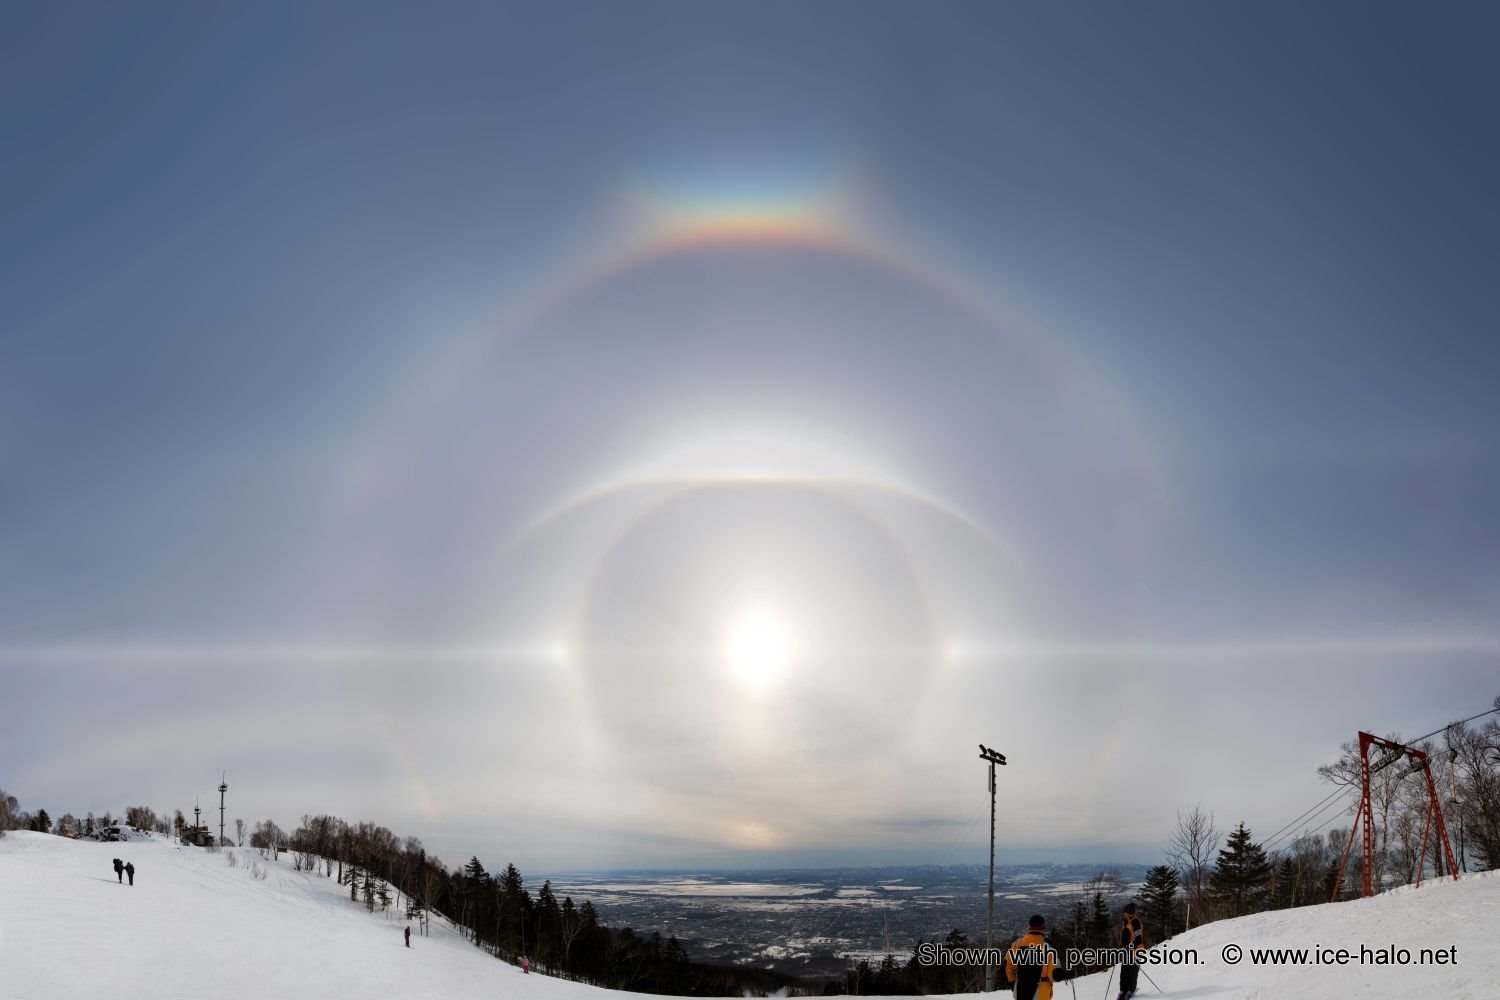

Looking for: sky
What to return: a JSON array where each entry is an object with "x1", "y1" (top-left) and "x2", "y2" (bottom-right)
[{"x1": 3, "y1": 2, "x2": 1499, "y2": 873}]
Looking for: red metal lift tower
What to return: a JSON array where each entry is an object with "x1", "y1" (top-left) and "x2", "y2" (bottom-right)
[{"x1": 1331, "y1": 731, "x2": 1460, "y2": 901}]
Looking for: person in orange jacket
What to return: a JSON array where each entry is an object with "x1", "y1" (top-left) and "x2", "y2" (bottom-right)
[
  {"x1": 1005, "y1": 914, "x2": 1074, "y2": 1000},
  {"x1": 1116, "y1": 903, "x2": 1145, "y2": 1000}
]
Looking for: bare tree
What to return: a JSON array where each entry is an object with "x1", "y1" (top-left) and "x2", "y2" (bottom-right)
[
  {"x1": 1286, "y1": 831, "x2": 1332, "y2": 906},
  {"x1": 420, "y1": 861, "x2": 446, "y2": 936},
  {"x1": 1168, "y1": 805, "x2": 1220, "y2": 925},
  {"x1": 251, "y1": 819, "x2": 285, "y2": 859},
  {"x1": 125, "y1": 806, "x2": 158, "y2": 831},
  {"x1": 1077, "y1": 869, "x2": 1122, "y2": 948},
  {"x1": 0, "y1": 789, "x2": 18, "y2": 835},
  {"x1": 1447, "y1": 704, "x2": 1500, "y2": 870},
  {"x1": 1388, "y1": 773, "x2": 1435, "y2": 885},
  {"x1": 559, "y1": 896, "x2": 588, "y2": 963},
  {"x1": 235, "y1": 818, "x2": 246, "y2": 847}
]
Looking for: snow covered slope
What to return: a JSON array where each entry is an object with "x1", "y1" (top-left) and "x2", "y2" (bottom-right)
[
  {"x1": 955, "y1": 870, "x2": 1500, "y2": 1000},
  {"x1": 2, "y1": 829, "x2": 1498, "y2": 999},
  {"x1": 0, "y1": 830, "x2": 580, "y2": 1000}
]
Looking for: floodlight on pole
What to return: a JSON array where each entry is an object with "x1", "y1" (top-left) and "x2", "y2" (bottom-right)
[
  {"x1": 218, "y1": 773, "x2": 229, "y2": 849},
  {"x1": 978, "y1": 744, "x2": 1007, "y2": 992}
]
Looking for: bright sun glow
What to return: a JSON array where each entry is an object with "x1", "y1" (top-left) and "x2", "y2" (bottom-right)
[{"x1": 722, "y1": 607, "x2": 796, "y2": 692}]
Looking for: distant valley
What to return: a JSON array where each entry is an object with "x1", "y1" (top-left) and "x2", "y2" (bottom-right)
[{"x1": 545, "y1": 864, "x2": 1151, "y2": 978}]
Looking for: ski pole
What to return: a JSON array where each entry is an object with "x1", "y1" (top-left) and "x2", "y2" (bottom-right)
[
  {"x1": 1138, "y1": 966, "x2": 1163, "y2": 994},
  {"x1": 1102, "y1": 965, "x2": 1114, "y2": 1000}
]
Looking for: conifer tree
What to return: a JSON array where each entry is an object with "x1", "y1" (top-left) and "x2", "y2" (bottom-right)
[
  {"x1": 1271, "y1": 855, "x2": 1298, "y2": 909},
  {"x1": 1140, "y1": 864, "x2": 1179, "y2": 938},
  {"x1": 1065, "y1": 900, "x2": 1089, "y2": 946},
  {"x1": 536, "y1": 880, "x2": 561, "y2": 970},
  {"x1": 663, "y1": 935, "x2": 689, "y2": 993},
  {"x1": 498, "y1": 863, "x2": 527, "y2": 957},
  {"x1": 1210, "y1": 822, "x2": 1272, "y2": 917},
  {"x1": 577, "y1": 900, "x2": 604, "y2": 982},
  {"x1": 1324, "y1": 855, "x2": 1345, "y2": 901},
  {"x1": 1089, "y1": 890, "x2": 1111, "y2": 947},
  {"x1": 460, "y1": 857, "x2": 492, "y2": 948}
]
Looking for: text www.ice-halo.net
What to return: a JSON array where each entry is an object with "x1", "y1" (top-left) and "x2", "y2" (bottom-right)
[
  {"x1": 1219, "y1": 942, "x2": 1459, "y2": 967},
  {"x1": 913, "y1": 942, "x2": 1460, "y2": 968}
]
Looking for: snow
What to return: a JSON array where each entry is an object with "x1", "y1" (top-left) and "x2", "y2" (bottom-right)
[
  {"x1": 936, "y1": 871, "x2": 1500, "y2": 1000},
  {"x1": 3, "y1": 830, "x2": 1498, "y2": 999},
  {"x1": 0, "y1": 831, "x2": 585, "y2": 1000}
]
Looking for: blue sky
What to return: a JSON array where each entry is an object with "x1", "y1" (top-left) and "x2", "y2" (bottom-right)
[{"x1": 3, "y1": 2, "x2": 1498, "y2": 870}]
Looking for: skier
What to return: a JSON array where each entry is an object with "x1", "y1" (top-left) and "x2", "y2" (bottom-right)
[
  {"x1": 125, "y1": 861, "x2": 135, "y2": 886},
  {"x1": 1116, "y1": 902, "x2": 1145, "y2": 1000},
  {"x1": 112, "y1": 858, "x2": 124, "y2": 883},
  {"x1": 404, "y1": 926, "x2": 411, "y2": 948},
  {"x1": 522, "y1": 955, "x2": 530, "y2": 974},
  {"x1": 1004, "y1": 915, "x2": 1074, "y2": 1000}
]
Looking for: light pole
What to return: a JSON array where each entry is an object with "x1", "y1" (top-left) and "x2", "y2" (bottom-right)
[
  {"x1": 218, "y1": 773, "x2": 229, "y2": 848},
  {"x1": 979, "y1": 744, "x2": 1008, "y2": 992}
]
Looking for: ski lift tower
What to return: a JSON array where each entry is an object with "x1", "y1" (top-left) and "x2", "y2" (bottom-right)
[
  {"x1": 218, "y1": 773, "x2": 229, "y2": 847},
  {"x1": 1331, "y1": 731, "x2": 1459, "y2": 899},
  {"x1": 979, "y1": 744, "x2": 1008, "y2": 992},
  {"x1": 194, "y1": 798, "x2": 202, "y2": 842}
]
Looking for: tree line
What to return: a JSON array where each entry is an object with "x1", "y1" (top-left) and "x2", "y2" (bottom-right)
[
  {"x1": 0, "y1": 794, "x2": 802, "y2": 996},
  {"x1": 273, "y1": 813, "x2": 819, "y2": 995}
]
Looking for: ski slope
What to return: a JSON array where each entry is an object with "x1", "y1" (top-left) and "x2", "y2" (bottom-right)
[
  {"x1": 0, "y1": 830, "x2": 579, "y2": 1000},
  {"x1": 2, "y1": 829, "x2": 1498, "y2": 999},
  {"x1": 974, "y1": 871, "x2": 1500, "y2": 1000}
]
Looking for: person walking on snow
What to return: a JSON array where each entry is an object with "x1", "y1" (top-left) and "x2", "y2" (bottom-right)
[
  {"x1": 522, "y1": 955, "x2": 530, "y2": 974},
  {"x1": 1005, "y1": 914, "x2": 1074, "y2": 1000},
  {"x1": 112, "y1": 858, "x2": 124, "y2": 883},
  {"x1": 404, "y1": 926, "x2": 411, "y2": 948},
  {"x1": 1116, "y1": 902, "x2": 1145, "y2": 1000},
  {"x1": 125, "y1": 861, "x2": 135, "y2": 886}
]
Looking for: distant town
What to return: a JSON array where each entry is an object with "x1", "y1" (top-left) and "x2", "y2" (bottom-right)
[{"x1": 544, "y1": 864, "x2": 1152, "y2": 977}]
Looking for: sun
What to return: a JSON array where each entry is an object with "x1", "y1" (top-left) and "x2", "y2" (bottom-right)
[{"x1": 722, "y1": 606, "x2": 797, "y2": 692}]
